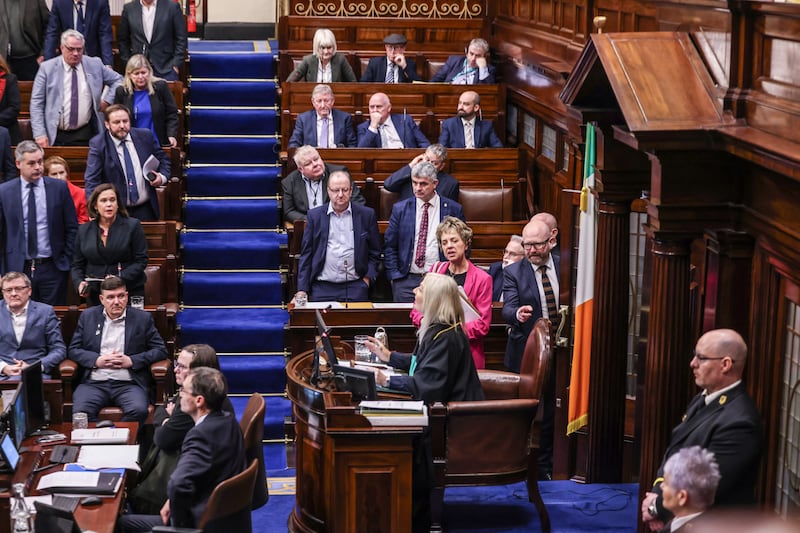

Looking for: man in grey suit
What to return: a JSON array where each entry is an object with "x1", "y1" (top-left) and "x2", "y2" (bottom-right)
[
  {"x1": 282, "y1": 145, "x2": 365, "y2": 222},
  {"x1": 30, "y1": 29, "x2": 122, "y2": 147},
  {"x1": 118, "y1": 0, "x2": 188, "y2": 81},
  {"x1": 0, "y1": 271, "x2": 66, "y2": 377}
]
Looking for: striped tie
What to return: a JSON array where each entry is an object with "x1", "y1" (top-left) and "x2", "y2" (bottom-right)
[
  {"x1": 414, "y1": 202, "x2": 430, "y2": 268},
  {"x1": 385, "y1": 63, "x2": 394, "y2": 83},
  {"x1": 539, "y1": 265, "x2": 558, "y2": 326}
]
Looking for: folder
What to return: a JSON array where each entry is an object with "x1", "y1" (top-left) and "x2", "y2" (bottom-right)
[{"x1": 38, "y1": 470, "x2": 122, "y2": 495}]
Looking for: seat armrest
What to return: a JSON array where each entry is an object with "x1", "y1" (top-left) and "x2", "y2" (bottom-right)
[
  {"x1": 151, "y1": 528, "x2": 202, "y2": 533},
  {"x1": 58, "y1": 359, "x2": 78, "y2": 378},
  {"x1": 150, "y1": 359, "x2": 171, "y2": 379}
]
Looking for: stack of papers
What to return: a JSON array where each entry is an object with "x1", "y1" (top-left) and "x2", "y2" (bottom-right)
[
  {"x1": 70, "y1": 428, "x2": 130, "y2": 444},
  {"x1": 360, "y1": 400, "x2": 428, "y2": 427},
  {"x1": 38, "y1": 469, "x2": 123, "y2": 495},
  {"x1": 77, "y1": 445, "x2": 140, "y2": 471}
]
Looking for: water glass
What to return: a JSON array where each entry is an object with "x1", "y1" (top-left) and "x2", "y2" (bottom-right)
[
  {"x1": 72, "y1": 412, "x2": 88, "y2": 430},
  {"x1": 354, "y1": 335, "x2": 371, "y2": 363},
  {"x1": 295, "y1": 294, "x2": 307, "y2": 308},
  {"x1": 130, "y1": 296, "x2": 144, "y2": 309}
]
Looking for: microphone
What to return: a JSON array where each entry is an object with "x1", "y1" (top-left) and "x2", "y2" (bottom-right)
[
  {"x1": 343, "y1": 258, "x2": 349, "y2": 308},
  {"x1": 402, "y1": 108, "x2": 407, "y2": 148}
]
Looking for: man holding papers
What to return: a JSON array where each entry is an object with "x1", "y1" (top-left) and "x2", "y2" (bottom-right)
[
  {"x1": 118, "y1": 367, "x2": 247, "y2": 532},
  {"x1": 68, "y1": 276, "x2": 167, "y2": 424}
]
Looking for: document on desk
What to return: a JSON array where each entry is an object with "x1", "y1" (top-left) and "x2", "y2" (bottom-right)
[
  {"x1": 78, "y1": 445, "x2": 140, "y2": 471},
  {"x1": 360, "y1": 401, "x2": 428, "y2": 427},
  {"x1": 70, "y1": 428, "x2": 130, "y2": 444},
  {"x1": 38, "y1": 470, "x2": 122, "y2": 495}
]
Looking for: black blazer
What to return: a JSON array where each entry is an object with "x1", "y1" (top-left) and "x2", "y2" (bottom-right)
[
  {"x1": 287, "y1": 53, "x2": 357, "y2": 83},
  {"x1": 117, "y1": 0, "x2": 188, "y2": 78},
  {"x1": 71, "y1": 215, "x2": 149, "y2": 297},
  {"x1": 281, "y1": 163, "x2": 365, "y2": 222},
  {"x1": 114, "y1": 80, "x2": 179, "y2": 146},
  {"x1": 360, "y1": 56, "x2": 420, "y2": 83},
  {"x1": 0, "y1": 72, "x2": 21, "y2": 144}
]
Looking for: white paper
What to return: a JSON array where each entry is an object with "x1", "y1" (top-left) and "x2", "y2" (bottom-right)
[
  {"x1": 70, "y1": 428, "x2": 129, "y2": 444},
  {"x1": 142, "y1": 154, "x2": 160, "y2": 176},
  {"x1": 372, "y1": 302, "x2": 414, "y2": 309},
  {"x1": 1, "y1": 390, "x2": 16, "y2": 411},
  {"x1": 38, "y1": 471, "x2": 99, "y2": 490},
  {"x1": 458, "y1": 286, "x2": 481, "y2": 323},
  {"x1": 77, "y1": 445, "x2": 141, "y2": 471},
  {"x1": 303, "y1": 301, "x2": 344, "y2": 309},
  {"x1": 360, "y1": 400, "x2": 425, "y2": 413}
]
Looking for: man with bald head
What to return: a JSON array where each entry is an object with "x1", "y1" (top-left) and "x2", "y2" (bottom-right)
[
  {"x1": 641, "y1": 329, "x2": 762, "y2": 531},
  {"x1": 356, "y1": 92, "x2": 430, "y2": 149},
  {"x1": 438, "y1": 90, "x2": 503, "y2": 149},
  {"x1": 532, "y1": 211, "x2": 559, "y2": 258},
  {"x1": 501, "y1": 218, "x2": 560, "y2": 479}
]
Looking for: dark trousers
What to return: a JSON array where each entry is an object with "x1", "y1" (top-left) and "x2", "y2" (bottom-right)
[
  {"x1": 73, "y1": 380, "x2": 149, "y2": 424},
  {"x1": 127, "y1": 202, "x2": 158, "y2": 222},
  {"x1": 537, "y1": 359, "x2": 557, "y2": 478},
  {"x1": 310, "y1": 279, "x2": 369, "y2": 302},
  {"x1": 116, "y1": 513, "x2": 164, "y2": 533},
  {"x1": 8, "y1": 56, "x2": 39, "y2": 81},
  {"x1": 391, "y1": 273, "x2": 423, "y2": 303},
  {"x1": 54, "y1": 123, "x2": 94, "y2": 146},
  {"x1": 24, "y1": 259, "x2": 67, "y2": 305}
]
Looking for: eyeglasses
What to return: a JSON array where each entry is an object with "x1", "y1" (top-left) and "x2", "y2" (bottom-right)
[
  {"x1": 2, "y1": 286, "x2": 30, "y2": 294},
  {"x1": 180, "y1": 388, "x2": 199, "y2": 397},
  {"x1": 692, "y1": 352, "x2": 729, "y2": 362},
  {"x1": 174, "y1": 361, "x2": 188, "y2": 371},
  {"x1": 63, "y1": 45, "x2": 84, "y2": 53},
  {"x1": 328, "y1": 188, "x2": 351, "y2": 196},
  {"x1": 522, "y1": 240, "x2": 549, "y2": 251}
]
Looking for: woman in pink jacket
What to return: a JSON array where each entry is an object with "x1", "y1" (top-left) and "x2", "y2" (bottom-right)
[{"x1": 410, "y1": 216, "x2": 492, "y2": 368}]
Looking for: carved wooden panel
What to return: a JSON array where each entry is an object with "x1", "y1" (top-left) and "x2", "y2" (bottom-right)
[{"x1": 290, "y1": 0, "x2": 485, "y2": 18}]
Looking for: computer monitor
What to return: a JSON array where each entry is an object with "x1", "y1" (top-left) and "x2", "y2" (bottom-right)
[
  {"x1": 7, "y1": 385, "x2": 26, "y2": 450},
  {"x1": 21, "y1": 361, "x2": 46, "y2": 436},
  {"x1": 0, "y1": 431, "x2": 19, "y2": 472},
  {"x1": 33, "y1": 501, "x2": 82, "y2": 533},
  {"x1": 333, "y1": 365, "x2": 377, "y2": 401},
  {"x1": 315, "y1": 309, "x2": 338, "y2": 367}
]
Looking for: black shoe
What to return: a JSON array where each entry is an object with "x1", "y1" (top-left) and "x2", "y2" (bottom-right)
[{"x1": 537, "y1": 470, "x2": 552, "y2": 481}]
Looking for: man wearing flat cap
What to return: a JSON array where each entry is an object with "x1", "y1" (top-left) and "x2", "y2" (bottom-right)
[{"x1": 361, "y1": 33, "x2": 421, "y2": 83}]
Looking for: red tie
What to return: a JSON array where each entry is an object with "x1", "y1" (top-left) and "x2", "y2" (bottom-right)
[{"x1": 414, "y1": 202, "x2": 430, "y2": 268}]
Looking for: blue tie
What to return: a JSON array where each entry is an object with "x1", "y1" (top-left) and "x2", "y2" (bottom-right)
[
  {"x1": 27, "y1": 182, "x2": 38, "y2": 259},
  {"x1": 121, "y1": 140, "x2": 139, "y2": 205},
  {"x1": 76, "y1": 1, "x2": 85, "y2": 33}
]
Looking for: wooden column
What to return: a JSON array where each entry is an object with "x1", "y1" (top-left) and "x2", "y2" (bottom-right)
[
  {"x1": 702, "y1": 229, "x2": 755, "y2": 336},
  {"x1": 585, "y1": 199, "x2": 630, "y2": 482},
  {"x1": 637, "y1": 237, "x2": 694, "y2": 530}
]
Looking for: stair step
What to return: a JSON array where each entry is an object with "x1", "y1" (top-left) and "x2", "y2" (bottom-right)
[
  {"x1": 185, "y1": 166, "x2": 280, "y2": 197},
  {"x1": 188, "y1": 137, "x2": 278, "y2": 165},
  {"x1": 182, "y1": 231, "x2": 285, "y2": 269},
  {"x1": 187, "y1": 40, "x2": 276, "y2": 53},
  {"x1": 182, "y1": 272, "x2": 283, "y2": 306},
  {"x1": 220, "y1": 355, "x2": 287, "y2": 393},
  {"x1": 189, "y1": 108, "x2": 277, "y2": 135},
  {"x1": 189, "y1": 52, "x2": 276, "y2": 79},
  {"x1": 189, "y1": 81, "x2": 278, "y2": 107},
  {"x1": 178, "y1": 308, "x2": 289, "y2": 353},
  {"x1": 184, "y1": 198, "x2": 280, "y2": 229},
  {"x1": 231, "y1": 395, "x2": 292, "y2": 441}
]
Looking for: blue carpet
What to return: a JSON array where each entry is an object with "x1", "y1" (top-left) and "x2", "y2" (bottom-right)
[
  {"x1": 181, "y1": 231, "x2": 285, "y2": 269},
  {"x1": 182, "y1": 272, "x2": 283, "y2": 306},
  {"x1": 220, "y1": 355, "x2": 287, "y2": 393},
  {"x1": 184, "y1": 199, "x2": 280, "y2": 229},
  {"x1": 177, "y1": 308, "x2": 289, "y2": 353},
  {"x1": 189, "y1": 109, "x2": 278, "y2": 135},
  {"x1": 185, "y1": 167, "x2": 280, "y2": 197},
  {"x1": 188, "y1": 40, "x2": 276, "y2": 52},
  {"x1": 188, "y1": 137, "x2": 279, "y2": 165},
  {"x1": 189, "y1": 81, "x2": 278, "y2": 107},
  {"x1": 231, "y1": 396, "x2": 291, "y2": 441},
  {"x1": 190, "y1": 52, "x2": 277, "y2": 79}
]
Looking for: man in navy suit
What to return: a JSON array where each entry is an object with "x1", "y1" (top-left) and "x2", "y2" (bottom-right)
[
  {"x1": 288, "y1": 84, "x2": 356, "y2": 148},
  {"x1": 0, "y1": 141, "x2": 78, "y2": 305},
  {"x1": 641, "y1": 329, "x2": 762, "y2": 531},
  {"x1": 44, "y1": 0, "x2": 113, "y2": 66},
  {"x1": 384, "y1": 162, "x2": 465, "y2": 302},
  {"x1": 357, "y1": 92, "x2": 430, "y2": 149},
  {"x1": 430, "y1": 38, "x2": 496, "y2": 84},
  {"x1": 118, "y1": 0, "x2": 187, "y2": 81},
  {"x1": 0, "y1": 127, "x2": 14, "y2": 182},
  {"x1": 68, "y1": 276, "x2": 167, "y2": 424},
  {"x1": 439, "y1": 90, "x2": 503, "y2": 148},
  {"x1": 294, "y1": 170, "x2": 381, "y2": 303},
  {"x1": 282, "y1": 146, "x2": 365, "y2": 222},
  {"x1": 0, "y1": 271, "x2": 66, "y2": 377},
  {"x1": 84, "y1": 104, "x2": 170, "y2": 221},
  {"x1": 31, "y1": 30, "x2": 122, "y2": 147},
  {"x1": 488, "y1": 234, "x2": 524, "y2": 301},
  {"x1": 502, "y1": 218, "x2": 560, "y2": 479},
  {"x1": 383, "y1": 143, "x2": 459, "y2": 202},
  {"x1": 360, "y1": 33, "x2": 420, "y2": 83},
  {"x1": 117, "y1": 367, "x2": 246, "y2": 532}
]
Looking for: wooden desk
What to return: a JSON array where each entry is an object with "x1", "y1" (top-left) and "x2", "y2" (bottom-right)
[
  {"x1": 287, "y1": 351, "x2": 422, "y2": 533},
  {"x1": 0, "y1": 422, "x2": 138, "y2": 533},
  {"x1": 289, "y1": 304, "x2": 511, "y2": 370}
]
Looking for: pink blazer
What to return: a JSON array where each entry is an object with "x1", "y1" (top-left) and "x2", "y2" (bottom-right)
[{"x1": 410, "y1": 260, "x2": 493, "y2": 368}]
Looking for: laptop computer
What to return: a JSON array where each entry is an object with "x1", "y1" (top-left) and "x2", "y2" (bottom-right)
[{"x1": 0, "y1": 431, "x2": 19, "y2": 473}]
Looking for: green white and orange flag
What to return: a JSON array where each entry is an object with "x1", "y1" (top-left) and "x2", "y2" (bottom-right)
[{"x1": 567, "y1": 123, "x2": 597, "y2": 436}]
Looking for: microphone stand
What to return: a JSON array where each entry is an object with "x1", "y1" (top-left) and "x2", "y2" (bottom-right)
[
  {"x1": 343, "y1": 259, "x2": 349, "y2": 309},
  {"x1": 402, "y1": 108, "x2": 407, "y2": 148}
]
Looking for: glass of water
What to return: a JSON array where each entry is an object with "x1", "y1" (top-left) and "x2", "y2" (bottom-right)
[
  {"x1": 354, "y1": 335, "x2": 371, "y2": 362},
  {"x1": 130, "y1": 296, "x2": 144, "y2": 309}
]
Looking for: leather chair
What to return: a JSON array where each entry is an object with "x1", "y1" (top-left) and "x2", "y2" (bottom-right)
[
  {"x1": 429, "y1": 318, "x2": 553, "y2": 532},
  {"x1": 151, "y1": 458, "x2": 259, "y2": 533},
  {"x1": 239, "y1": 393, "x2": 269, "y2": 509}
]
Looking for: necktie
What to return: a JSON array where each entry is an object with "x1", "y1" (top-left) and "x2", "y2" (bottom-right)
[
  {"x1": 69, "y1": 67, "x2": 79, "y2": 129},
  {"x1": 319, "y1": 118, "x2": 329, "y2": 148},
  {"x1": 121, "y1": 140, "x2": 140, "y2": 206},
  {"x1": 465, "y1": 121, "x2": 474, "y2": 148},
  {"x1": 385, "y1": 63, "x2": 394, "y2": 83},
  {"x1": 379, "y1": 124, "x2": 388, "y2": 148},
  {"x1": 414, "y1": 202, "x2": 430, "y2": 268},
  {"x1": 27, "y1": 183, "x2": 38, "y2": 259},
  {"x1": 684, "y1": 394, "x2": 707, "y2": 421},
  {"x1": 539, "y1": 265, "x2": 558, "y2": 326},
  {"x1": 75, "y1": 1, "x2": 85, "y2": 33}
]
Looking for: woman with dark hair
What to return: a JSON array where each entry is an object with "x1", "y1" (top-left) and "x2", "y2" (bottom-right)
[
  {"x1": 128, "y1": 344, "x2": 234, "y2": 515},
  {"x1": 0, "y1": 56, "x2": 21, "y2": 145},
  {"x1": 71, "y1": 183, "x2": 148, "y2": 306},
  {"x1": 286, "y1": 28, "x2": 357, "y2": 82},
  {"x1": 114, "y1": 54, "x2": 179, "y2": 148}
]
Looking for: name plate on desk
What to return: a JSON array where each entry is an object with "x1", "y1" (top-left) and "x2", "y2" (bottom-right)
[{"x1": 70, "y1": 428, "x2": 129, "y2": 444}]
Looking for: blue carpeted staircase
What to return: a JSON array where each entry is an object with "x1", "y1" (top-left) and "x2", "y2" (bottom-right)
[{"x1": 181, "y1": 40, "x2": 290, "y2": 455}]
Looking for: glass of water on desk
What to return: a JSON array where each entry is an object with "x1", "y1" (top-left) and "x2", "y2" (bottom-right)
[{"x1": 354, "y1": 335, "x2": 371, "y2": 363}]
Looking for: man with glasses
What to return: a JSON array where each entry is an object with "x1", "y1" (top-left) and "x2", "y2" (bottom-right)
[
  {"x1": 383, "y1": 144, "x2": 459, "y2": 201},
  {"x1": 282, "y1": 145, "x2": 365, "y2": 223},
  {"x1": 360, "y1": 33, "x2": 420, "y2": 83},
  {"x1": 501, "y1": 218, "x2": 559, "y2": 479},
  {"x1": 641, "y1": 329, "x2": 762, "y2": 531},
  {"x1": 0, "y1": 271, "x2": 66, "y2": 377},
  {"x1": 288, "y1": 84, "x2": 357, "y2": 148},
  {"x1": 30, "y1": 30, "x2": 122, "y2": 147},
  {"x1": 294, "y1": 170, "x2": 381, "y2": 303},
  {"x1": 488, "y1": 235, "x2": 524, "y2": 301},
  {"x1": 68, "y1": 276, "x2": 167, "y2": 424}
]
